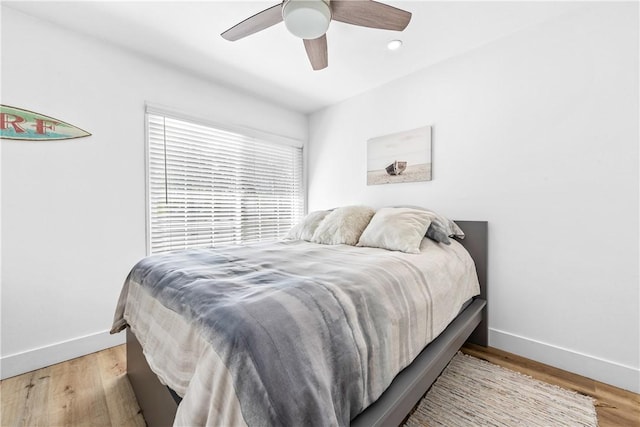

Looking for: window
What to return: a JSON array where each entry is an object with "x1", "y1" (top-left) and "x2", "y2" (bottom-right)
[{"x1": 146, "y1": 111, "x2": 304, "y2": 254}]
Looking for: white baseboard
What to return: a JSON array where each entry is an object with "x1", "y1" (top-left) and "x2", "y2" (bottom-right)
[
  {"x1": 0, "y1": 330, "x2": 126, "y2": 380},
  {"x1": 3, "y1": 327, "x2": 638, "y2": 394},
  {"x1": 490, "y1": 328, "x2": 640, "y2": 393}
]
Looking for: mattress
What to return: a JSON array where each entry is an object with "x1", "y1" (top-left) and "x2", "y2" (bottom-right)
[{"x1": 112, "y1": 238, "x2": 480, "y2": 426}]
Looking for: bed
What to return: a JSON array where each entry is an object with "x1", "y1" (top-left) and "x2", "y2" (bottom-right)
[{"x1": 113, "y1": 219, "x2": 488, "y2": 427}]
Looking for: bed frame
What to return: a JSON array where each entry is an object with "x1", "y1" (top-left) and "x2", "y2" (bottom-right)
[{"x1": 126, "y1": 221, "x2": 488, "y2": 427}]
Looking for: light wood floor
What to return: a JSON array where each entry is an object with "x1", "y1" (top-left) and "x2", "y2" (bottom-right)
[
  {"x1": 1, "y1": 345, "x2": 145, "y2": 427},
  {"x1": 1, "y1": 344, "x2": 638, "y2": 426}
]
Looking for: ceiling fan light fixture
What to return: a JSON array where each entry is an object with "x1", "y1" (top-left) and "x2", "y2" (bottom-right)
[{"x1": 282, "y1": 0, "x2": 331, "y2": 40}]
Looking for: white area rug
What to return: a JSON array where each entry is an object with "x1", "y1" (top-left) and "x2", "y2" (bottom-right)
[{"x1": 404, "y1": 353, "x2": 598, "y2": 427}]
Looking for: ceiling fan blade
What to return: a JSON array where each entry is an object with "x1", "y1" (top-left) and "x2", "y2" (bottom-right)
[
  {"x1": 304, "y1": 35, "x2": 328, "y2": 71},
  {"x1": 331, "y1": 0, "x2": 411, "y2": 31},
  {"x1": 221, "y1": 3, "x2": 283, "y2": 41}
]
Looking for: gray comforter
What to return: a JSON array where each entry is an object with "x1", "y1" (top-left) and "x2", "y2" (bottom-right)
[{"x1": 112, "y1": 239, "x2": 480, "y2": 426}]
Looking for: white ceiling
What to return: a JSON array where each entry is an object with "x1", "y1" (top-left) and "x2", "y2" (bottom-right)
[{"x1": 4, "y1": 1, "x2": 587, "y2": 113}]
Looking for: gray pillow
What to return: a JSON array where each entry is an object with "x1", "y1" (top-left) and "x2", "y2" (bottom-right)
[{"x1": 426, "y1": 220, "x2": 452, "y2": 245}]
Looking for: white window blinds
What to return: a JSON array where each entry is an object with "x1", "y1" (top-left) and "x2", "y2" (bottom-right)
[{"x1": 147, "y1": 113, "x2": 304, "y2": 254}]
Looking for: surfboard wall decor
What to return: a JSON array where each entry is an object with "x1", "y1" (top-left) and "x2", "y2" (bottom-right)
[{"x1": 0, "y1": 105, "x2": 91, "y2": 141}]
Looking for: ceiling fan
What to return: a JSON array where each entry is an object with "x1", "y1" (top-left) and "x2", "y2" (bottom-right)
[{"x1": 221, "y1": 0, "x2": 412, "y2": 71}]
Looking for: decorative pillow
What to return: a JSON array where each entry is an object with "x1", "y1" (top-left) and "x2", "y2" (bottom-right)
[
  {"x1": 447, "y1": 220, "x2": 465, "y2": 239},
  {"x1": 392, "y1": 205, "x2": 464, "y2": 242},
  {"x1": 284, "y1": 210, "x2": 331, "y2": 241},
  {"x1": 426, "y1": 220, "x2": 452, "y2": 245},
  {"x1": 357, "y1": 207, "x2": 433, "y2": 253},
  {"x1": 311, "y1": 205, "x2": 375, "y2": 246}
]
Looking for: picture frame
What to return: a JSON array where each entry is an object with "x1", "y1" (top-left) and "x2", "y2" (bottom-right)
[{"x1": 367, "y1": 125, "x2": 432, "y2": 185}]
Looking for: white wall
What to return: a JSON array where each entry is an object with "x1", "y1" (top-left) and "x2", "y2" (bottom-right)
[
  {"x1": 308, "y1": 3, "x2": 639, "y2": 392},
  {"x1": 0, "y1": 7, "x2": 307, "y2": 378}
]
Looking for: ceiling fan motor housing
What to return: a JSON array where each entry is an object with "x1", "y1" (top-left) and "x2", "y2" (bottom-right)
[
  {"x1": 282, "y1": 0, "x2": 332, "y2": 40},
  {"x1": 221, "y1": 0, "x2": 411, "y2": 70}
]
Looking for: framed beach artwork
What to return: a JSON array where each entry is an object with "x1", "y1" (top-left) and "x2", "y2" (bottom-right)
[{"x1": 367, "y1": 126, "x2": 432, "y2": 185}]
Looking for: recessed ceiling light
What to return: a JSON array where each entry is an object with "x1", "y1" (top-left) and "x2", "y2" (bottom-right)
[{"x1": 387, "y1": 40, "x2": 403, "y2": 51}]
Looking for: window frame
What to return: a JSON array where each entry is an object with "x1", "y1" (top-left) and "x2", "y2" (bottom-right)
[{"x1": 144, "y1": 105, "x2": 305, "y2": 255}]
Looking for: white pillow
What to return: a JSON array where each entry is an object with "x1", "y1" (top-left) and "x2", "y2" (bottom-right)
[
  {"x1": 357, "y1": 207, "x2": 433, "y2": 253},
  {"x1": 311, "y1": 205, "x2": 375, "y2": 246},
  {"x1": 284, "y1": 210, "x2": 330, "y2": 241},
  {"x1": 393, "y1": 205, "x2": 465, "y2": 240}
]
